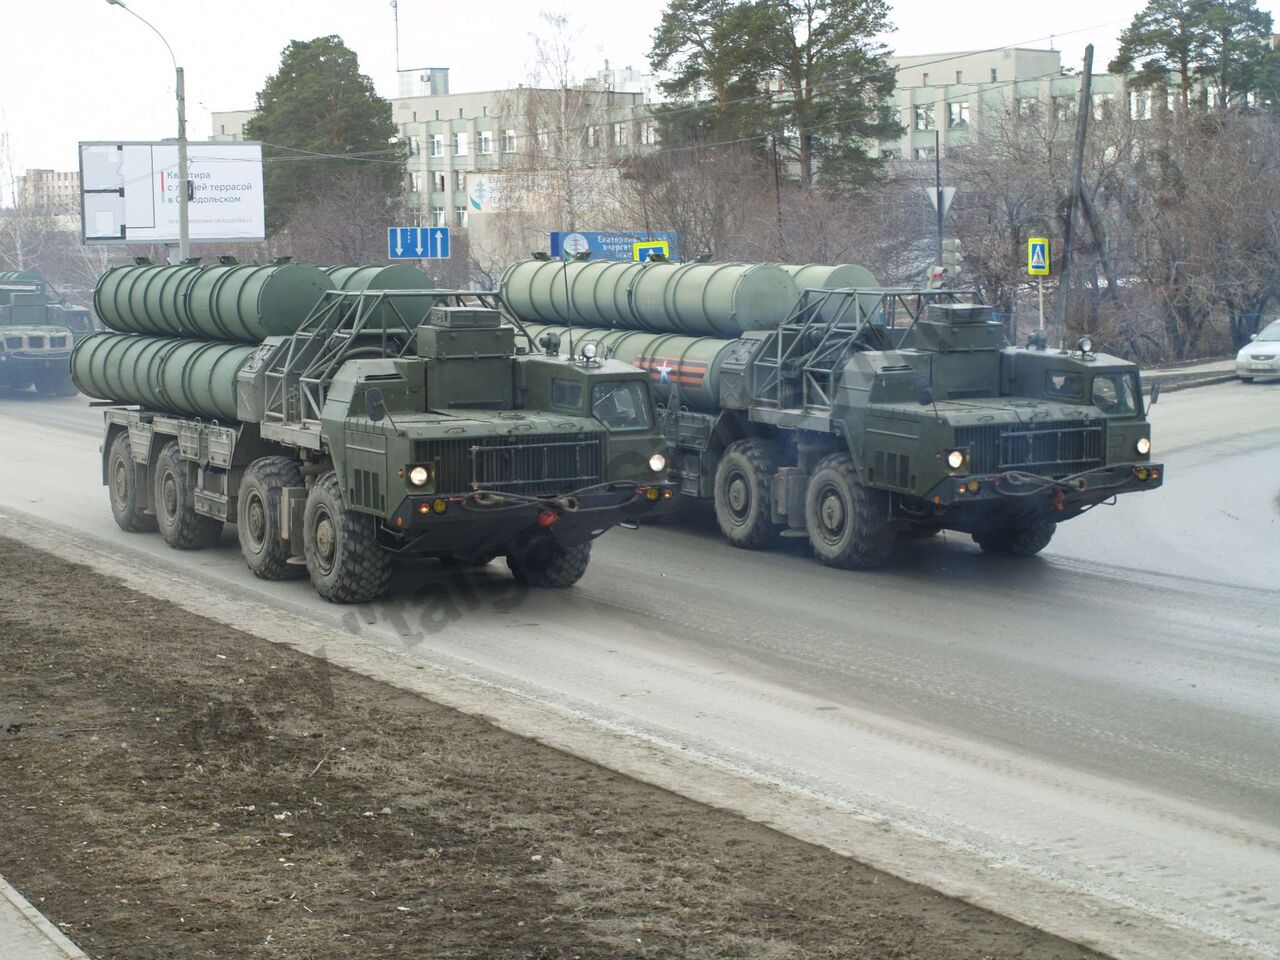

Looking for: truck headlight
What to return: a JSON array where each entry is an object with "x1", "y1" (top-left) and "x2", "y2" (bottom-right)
[
  {"x1": 582, "y1": 342, "x2": 598, "y2": 360},
  {"x1": 946, "y1": 450, "x2": 965, "y2": 470},
  {"x1": 649, "y1": 452, "x2": 667, "y2": 473},
  {"x1": 1136, "y1": 437, "x2": 1151, "y2": 455},
  {"x1": 409, "y1": 465, "x2": 431, "y2": 486}
]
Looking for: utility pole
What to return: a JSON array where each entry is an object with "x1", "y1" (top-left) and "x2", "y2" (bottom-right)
[
  {"x1": 934, "y1": 129, "x2": 944, "y2": 268},
  {"x1": 175, "y1": 65, "x2": 189, "y2": 262},
  {"x1": 1054, "y1": 44, "x2": 1093, "y2": 340}
]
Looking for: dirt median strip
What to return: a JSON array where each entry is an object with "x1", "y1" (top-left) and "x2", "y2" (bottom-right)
[{"x1": 0, "y1": 536, "x2": 1105, "y2": 960}]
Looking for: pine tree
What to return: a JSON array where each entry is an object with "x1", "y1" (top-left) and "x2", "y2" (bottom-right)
[{"x1": 245, "y1": 36, "x2": 400, "y2": 235}]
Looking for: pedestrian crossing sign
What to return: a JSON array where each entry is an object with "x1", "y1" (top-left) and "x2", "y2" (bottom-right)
[{"x1": 1027, "y1": 238, "x2": 1050, "y2": 276}]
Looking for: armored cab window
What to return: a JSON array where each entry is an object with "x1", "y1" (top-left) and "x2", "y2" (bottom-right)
[
  {"x1": 1090, "y1": 373, "x2": 1138, "y2": 416},
  {"x1": 1045, "y1": 371, "x2": 1083, "y2": 399},
  {"x1": 551, "y1": 379, "x2": 584, "y2": 411},
  {"x1": 592, "y1": 382, "x2": 652, "y2": 431}
]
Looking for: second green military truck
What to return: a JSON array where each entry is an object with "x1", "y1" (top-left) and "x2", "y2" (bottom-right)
[
  {"x1": 501, "y1": 258, "x2": 1164, "y2": 569},
  {"x1": 72, "y1": 260, "x2": 675, "y2": 603},
  {"x1": 0, "y1": 270, "x2": 93, "y2": 395}
]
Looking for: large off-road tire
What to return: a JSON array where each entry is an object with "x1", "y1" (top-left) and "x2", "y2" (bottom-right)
[
  {"x1": 973, "y1": 517, "x2": 1056, "y2": 556},
  {"x1": 506, "y1": 538, "x2": 592, "y2": 588},
  {"x1": 237, "y1": 456, "x2": 307, "y2": 581},
  {"x1": 155, "y1": 441, "x2": 224, "y2": 549},
  {"x1": 33, "y1": 369, "x2": 78, "y2": 396},
  {"x1": 107, "y1": 431, "x2": 157, "y2": 533},
  {"x1": 713, "y1": 438, "x2": 779, "y2": 549},
  {"x1": 303, "y1": 471, "x2": 391, "y2": 604},
  {"x1": 804, "y1": 454, "x2": 897, "y2": 569}
]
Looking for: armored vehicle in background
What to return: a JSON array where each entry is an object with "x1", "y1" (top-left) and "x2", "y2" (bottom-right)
[
  {"x1": 73, "y1": 262, "x2": 675, "y2": 603},
  {"x1": 0, "y1": 270, "x2": 93, "y2": 395},
  {"x1": 502, "y1": 258, "x2": 1164, "y2": 569}
]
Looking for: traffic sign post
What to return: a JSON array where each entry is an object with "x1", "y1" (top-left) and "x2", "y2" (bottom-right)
[
  {"x1": 388, "y1": 226, "x2": 450, "y2": 260},
  {"x1": 633, "y1": 240, "x2": 670, "y2": 262},
  {"x1": 1027, "y1": 238, "x2": 1050, "y2": 333}
]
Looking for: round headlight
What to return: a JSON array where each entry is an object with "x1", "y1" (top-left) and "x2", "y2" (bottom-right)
[
  {"x1": 946, "y1": 450, "x2": 965, "y2": 470},
  {"x1": 1079, "y1": 335, "x2": 1094, "y2": 354},
  {"x1": 1136, "y1": 437, "x2": 1151, "y2": 455},
  {"x1": 408, "y1": 465, "x2": 430, "y2": 486},
  {"x1": 649, "y1": 452, "x2": 667, "y2": 473},
  {"x1": 582, "y1": 342, "x2": 598, "y2": 360}
]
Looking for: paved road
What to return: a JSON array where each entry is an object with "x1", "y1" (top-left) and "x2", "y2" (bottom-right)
[{"x1": 0, "y1": 381, "x2": 1277, "y2": 959}]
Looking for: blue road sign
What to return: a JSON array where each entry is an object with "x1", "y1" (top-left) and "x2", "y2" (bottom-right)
[
  {"x1": 388, "y1": 226, "x2": 450, "y2": 260},
  {"x1": 550, "y1": 230, "x2": 679, "y2": 261}
]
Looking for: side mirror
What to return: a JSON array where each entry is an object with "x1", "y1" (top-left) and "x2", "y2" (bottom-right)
[
  {"x1": 914, "y1": 375, "x2": 934, "y2": 406},
  {"x1": 1149, "y1": 381, "x2": 1160, "y2": 406},
  {"x1": 365, "y1": 387, "x2": 387, "y2": 423}
]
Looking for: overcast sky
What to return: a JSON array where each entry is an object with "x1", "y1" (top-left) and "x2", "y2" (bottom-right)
[{"x1": 4, "y1": 0, "x2": 1279, "y2": 177}]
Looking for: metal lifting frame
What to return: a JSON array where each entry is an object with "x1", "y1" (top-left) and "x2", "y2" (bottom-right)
[{"x1": 750, "y1": 287, "x2": 977, "y2": 413}]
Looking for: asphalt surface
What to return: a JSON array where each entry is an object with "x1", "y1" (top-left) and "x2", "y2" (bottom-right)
[{"x1": 0, "y1": 380, "x2": 1277, "y2": 959}]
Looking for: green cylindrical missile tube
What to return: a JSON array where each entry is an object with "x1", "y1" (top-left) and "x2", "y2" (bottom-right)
[
  {"x1": 187, "y1": 261, "x2": 330, "y2": 342},
  {"x1": 71, "y1": 332, "x2": 254, "y2": 421},
  {"x1": 324, "y1": 264, "x2": 437, "y2": 328},
  {"x1": 522, "y1": 322, "x2": 736, "y2": 413},
  {"x1": 501, "y1": 259, "x2": 799, "y2": 338},
  {"x1": 779, "y1": 263, "x2": 880, "y2": 322}
]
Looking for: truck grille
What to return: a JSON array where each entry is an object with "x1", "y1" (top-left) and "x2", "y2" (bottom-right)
[
  {"x1": 413, "y1": 433, "x2": 605, "y2": 497},
  {"x1": 956, "y1": 419, "x2": 1105, "y2": 477}
]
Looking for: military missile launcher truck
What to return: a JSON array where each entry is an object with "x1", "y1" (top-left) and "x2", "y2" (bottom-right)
[
  {"x1": 73, "y1": 260, "x2": 675, "y2": 603},
  {"x1": 0, "y1": 270, "x2": 93, "y2": 395},
  {"x1": 501, "y1": 258, "x2": 1164, "y2": 569}
]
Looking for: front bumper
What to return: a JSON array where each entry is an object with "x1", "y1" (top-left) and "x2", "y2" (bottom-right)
[
  {"x1": 918, "y1": 462, "x2": 1164, "y2": 529},
  {"x1": 384, "y1": 480, "x2": 679, "y2": 556},
  {"x1": 1237, "y1": 356, "x2": 1278, "y2": 377}
]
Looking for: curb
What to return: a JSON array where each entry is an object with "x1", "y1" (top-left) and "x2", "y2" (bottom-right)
[
  {"x1": 1153, "y1": 374, "x2": 1239, "y2": 393},
  {"x1": 0, "y1": 875, "x2": 89, "y2": 960}
]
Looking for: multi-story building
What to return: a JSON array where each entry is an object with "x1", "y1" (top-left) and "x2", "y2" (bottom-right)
[
  {"x1": 210, "y1": 110, "x2": 255, "y2": 142},
  {"x1": 15, "y1": 169, "x2": 80, "y2": 213}
]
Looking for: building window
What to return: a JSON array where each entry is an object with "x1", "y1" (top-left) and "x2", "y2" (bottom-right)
[
  {"x1": 451, "y1": 132, "x2": 468, "y2": 155},
  {"x1": 614, "y1": 122, "x2": 629, "y2": 146},
  {"x1": 990, "y1": 68, "x2": 998, "y2": 82},
  {"x1": 914, "y1": 146, "x2": 935, "y2": 160},
  {"x1": 455, "y1": 209, "x2": 467, "y2": 227},
  {"x1": 409, "y1": 172, "x2": 422, "y2": 193},
  {"x1": 432, "y1": 207, "x2": 446, "y2": 227},
  {"x1": 1016, "y1": 97, "x2": 1039, "y2": 119},
  {"x1": 433, "y1": 172, "x2": 446, "y2": 193},
  {"x1": 1053, "y1": 96, "x2": 1077, "y2": 121},
  {"x1": 1092, "y1": 93, "x2": 1116, "y2": 120},
  {"x1": 503, "y1": 129, "x2": 517, "y2": 153},
  {"x1": 586, "y1": 125, "x2": 599, "y2": 148},
  {"x1": 410, "y1": 135, "x2": 421, "y2": 156},
  {"x1": 956, "y1": 70, "x2": 963, "y2": 84},
  {"x1": 429, "y1": 134, "x2": 443, "y2": 157},
  {"x1": 537, "y1": 131, "x2": 551, "y2": 151},
  {"x1": 639, "y1": 121, "x2": 658, "y2": 145},
  {"x1": 1129, "y1": 91, "x2": 1152, "y2": 120},
  {"x1": 914, "y1": 104, "x2": 935, "y2": 130},
  {"x1": 454, "y1": 170, "x2": 466, "y2": 192},
  {"x1": 880, "y1": 147, "x2": 902, "y2": 160},
  {"x1": 948, "y1": 102, "x2": 970, "y2": 128},
  {"x1": 478, "y1": 130, "x2": 492, "y2": 154},
  {"x1": 922, "y1": 73, "x2": 929, "y2": 86}
]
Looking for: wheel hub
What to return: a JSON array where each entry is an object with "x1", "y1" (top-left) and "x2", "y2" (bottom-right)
[
  {"x1": 111, "y1": 458, "x2": 128, "y2": 506},
  {"x1": 245, "y1": 493, "x2": 266, "y2": 548},
  {"x1": 313, "y1": 508, "x2": 336, "y2": 574},
  {"x1": 161, "y1": 472, "x2": 179, "y2": 520},
  {"x1": 819, "y1": 488, "x2": 846, "y2": 539},
  {"x1": 726, "y1": 472, "x2": 750, "y2": 518}
]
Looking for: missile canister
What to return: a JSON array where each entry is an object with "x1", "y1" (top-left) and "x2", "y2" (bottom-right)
[
  {"x1": 522, "y1": 322, "x2": 736, "y2": 413},
  {"x1": 780, "y1": 263, "x2": 880, "y2": 322},
  {"x1": 71, "y1": 332, "x2": 254, "y2": 421},
  {"x1": 324, "y1": 264, "x2": 437, "y2": 328},
  {"x1": 501, "y1": 259, "x2": 798, "y2": 338},
  {"x1": 94, "y1": 262, "x2": 200, "y2": 337},
  {"x1": 186, "y1": 261, "x2": 330, "y2": 342}
]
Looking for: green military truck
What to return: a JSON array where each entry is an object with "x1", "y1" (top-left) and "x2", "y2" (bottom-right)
[
  {"x1": 502, "y1": 259, "x2": 1164, "y2": 568},
  {"x1": 0, "y1": 270, "x2": 93, "y2": 395},
  {"x1": 72, "y1": 261, "x2": 675, "y2": 602}
]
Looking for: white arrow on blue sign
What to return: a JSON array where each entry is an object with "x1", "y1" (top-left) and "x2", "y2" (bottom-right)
[{"x1": 387, "y1": 226, "x2": 450, "y2": 260}]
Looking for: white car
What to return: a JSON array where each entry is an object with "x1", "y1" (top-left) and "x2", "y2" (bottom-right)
[{"x1": 1237, "y1": 320, "x2": 1280, "y2": 382}]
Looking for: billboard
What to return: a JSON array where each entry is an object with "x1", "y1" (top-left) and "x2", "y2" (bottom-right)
[
  {"x1": 550, "y1": 230, "x2": 680, "y2": 261},
  {"x1": 78, "y1": 140, "x2": 266, "y2": 245}
]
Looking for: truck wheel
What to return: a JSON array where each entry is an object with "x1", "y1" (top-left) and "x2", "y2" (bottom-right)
[
  {"x1": 506, "y1": 538, "x2": 591, "y2": 588},
  {"x1": 107, "y1": 431, "x2": 157, "y2": 533},
  {"x1": 34, "y1": 370, "x2": 78, "y2": 396},
  {"x1": 238, "y1": 457, "x2": 307, "y2": 581},
  {"x1": 303, "y1": 471, "x2": 391, "y2": 603},
  {"x1": 155, "y1": 441, "x2": 224, "y2": 549},
  {"x1": 804, "y1": 454, "x2": 896, "y2": 569},
  {"x1": 973, "y1": 518, "x2": 1056, "y2": 556},
  {"x1": 714, "y1": 439, "x2": 778, "y2": 548}
]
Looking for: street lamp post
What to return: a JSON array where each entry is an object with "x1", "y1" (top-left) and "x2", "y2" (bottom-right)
[{"x1": 105, "y1": 0, "x2": 189, "y2": 263}]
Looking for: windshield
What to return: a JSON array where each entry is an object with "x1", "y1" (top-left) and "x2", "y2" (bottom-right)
[
  {"x1": 591, "y1": 381, "x2": 652, "y2": 431},
  {"x1": 1090, "y1": 373, "x2": 1139, "y2": 417},
  {"x1": 1256, "y1": 320, "x2": 1280, "y2": 342}
]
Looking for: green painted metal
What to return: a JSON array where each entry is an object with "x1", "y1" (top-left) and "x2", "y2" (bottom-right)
[
  {"x1": 502, "y1": 259, "x2": 799, "y2": 338},
  {"x1": 324, "y1": 264, "x2": 436, "y2": 328},
  {"x1": 187, "y1": 261, "x2": 330, "y2": 342},
  {"x1": 780, "y1": 263, "x2": 880, "y2": 321},
  {"x1": 71, "y1": 332, "x2": 253, "y2": 420},
  {"x1": 522, "y1": 322, "x2": 735, "y2": 412},
  {"x1": 0, "y1": 270, "x2": 44, "y2": 283}
]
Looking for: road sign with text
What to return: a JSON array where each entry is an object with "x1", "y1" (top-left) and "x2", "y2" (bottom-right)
[
  {"x1": 388, "y1": 226, "x2": 450, "y2": 260},
  {"x1": 1027, "y1": 237, "x2": 1050, "y2": 276}
]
